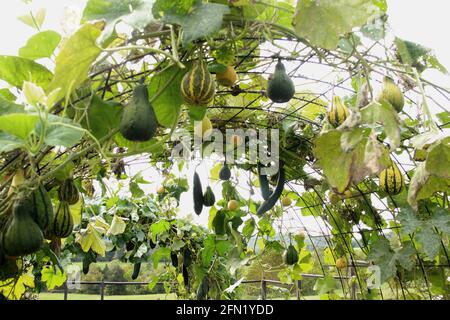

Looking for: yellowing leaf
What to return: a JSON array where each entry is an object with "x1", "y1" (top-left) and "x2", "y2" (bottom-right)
[
  {"x1": 107, "y1": 215, "x2": 127, "y2": 236},
  {"x1": 41, "y1": 266, "x2": 66, "y2": 290},
  {"x1": 77, "y1": 223, "x2": 106, "y2": 256}
]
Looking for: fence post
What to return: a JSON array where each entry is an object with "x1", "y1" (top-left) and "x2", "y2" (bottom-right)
[
  {"x1": 100, "y1": 280, "x2": 105, "y2": 300},
  {"x1": 64, "y1": 281, "x2": 68, "y2": 301},
  {"x1": 296, "y1": 280, "x2": 302, "y2": 300},
  {"x1": 350, "y1": 266, "x2": 356, "y2": 300},
  {"x1": 260, "y1": 280, "x2": 267, "y2": 300}
]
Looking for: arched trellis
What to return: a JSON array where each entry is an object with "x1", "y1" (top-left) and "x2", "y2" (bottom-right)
[{"x1": 1, "y1": 2, "x2": 449, "y2": 301}]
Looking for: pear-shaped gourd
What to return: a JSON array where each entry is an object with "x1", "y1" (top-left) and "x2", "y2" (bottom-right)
[
  {"x1": 2, "y1": 196, "x2": 44, "y2": 256},
  {"x1": 378, "y1": 76, "x2": 404, "y2": 112},
  {"x1": 203, "y1": 186, "x2": 216, "y2": 207},
  {"x1": 120, "y1": 80, "x2": 158, "y2": 142},
  {"x1": 194, "y1": 116, "x2": 213, "y2": 139},
  {"x1": 267, "y1": 60, "x2": 295, "y2": 103},
  {"x1": 219, "y1": 163, "x2": 231, "y2": 181},
  {"x1": 216, "y1": 66, "x2": 237, "y2": 87},
  {"x1": 30, "y1": 184, "x2": 54, "y2": 231}
]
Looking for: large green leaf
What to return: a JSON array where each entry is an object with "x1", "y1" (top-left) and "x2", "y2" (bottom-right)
[
  {"x1": 398, "y1": 207, "x2": 450, "y2": 260},
  {"x1": 18, "y1": 30, "x2": 61, "y2": 60},
  {"x1": 82, "y1": 0, "x2": 156, "y2": 44},
  {"x1": 0, "y1": 56, "x2": 53, "y2": 89},
  {"x1": 426, "y1": 137, "x2": 450, "y2": 179},
  {"x1": 46, "y1": 24, "x2": 102, "y2": 102},
  {"x1": 81, "y1": 94, "x2": 123, "y2": 139},
  {"x1": 0, "y1": 132, "x2": 24, "y2": 153},
  {"x1": 164, "y1": 2, "x2": 230, "y2": 46},
  {"x1": 0, "y1": 96, "x2": 24, "y2": 115},
  {"x1": 152, "y1": 0, "x2": 196, "y2": 17},
  {"x1": 147, "y1": 65, "x2": 187, "y2": 127},
  {"x1": 43, "y1": 116, "x2": 85, "y2": 148},
  {"x1": 368, "y1": 238, "x2": 415, "y2": 283},
  {"x1": 292, "y1": 0, "x2": 382, "y2": 50},
  {"x1": 0, "y1": 113, "x2": 39, "y2": 140},
  {"x1": 361, "y1": 94, "x2": 400, "y2": 150}
]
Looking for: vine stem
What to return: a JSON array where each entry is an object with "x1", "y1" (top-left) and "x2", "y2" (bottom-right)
[{"x1": 103, "y1": 45, "x2": 185, "y2": 69}]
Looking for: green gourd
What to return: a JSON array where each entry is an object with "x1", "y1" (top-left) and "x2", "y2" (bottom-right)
[
  {"x1": 196, "y1": 276, "x2": 209, "y2": 300},
  {"x1": 120, "y1": 79, "x2": 158, "y2": 141},
  {"x1": 219, "y1": 163, "x2": 231, "y2": 180},
  {"x1": 212, "y1": 210, "x2": 226, "y2": 235},
  {"x1": 58, "y1": 179, "x2": 79, "y2": 205},
  {"x1": 51, "y1": 201, "x2": 74, "y2": 238},
  {"x1": 30, "y1": 185, "x2": 54, "y2": 231},
  {"x1": 257, "y1": 163, "x2": 272, "y2": 200},
  {"x1": 256, "y1": 163, "x2": 285, "y2": 216},
  {"x1": 2, "y1": 196, "x2": 44, "y2": 256},
  {"x1": 171, "y1": 253, "x2": 179, "y2": 267},
  {"x1": 203, "y1": 186, "x2": 216, "y2": 207},
  {"x1": 267, "y1": 60, "x2": 295, "y2": 103},
  {"x1": 193, "y1": 172, "x2": 203, "y2": 215},
  {"x1": 132, "y1": 262, "x2": 141, "y2": 280},
  {"x1": 285, "y1": 244, "x2": 299, "y2": 265},
  {"x1": 378, "y1": 76, "x2": 404, "y2": 112}
]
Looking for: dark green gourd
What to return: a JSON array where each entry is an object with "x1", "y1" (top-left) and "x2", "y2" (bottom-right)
[
  {"x1": 203, "y1": 186, "x2": 215, "y2": 207},
  {"x1": 267, "y1": 60, "x2": 295, "y2": 103},
  {"x1": 132, "y1": 262, "x2": 141, "y2": 280},
  {"x1": 120, "y1": 79, "x2": 158, "y2": 142},
  {"x1": 257, "y1": 163, "x2": 272, "y2": 200},
  {"x1": 256, "y1": 163, "x2": 285, "y2": 216},
  {"x1": 2, "y1": 196, "x2": 44, "y2": 256},
  {"x1": 30, "y1": 184, "x2": 54, "y2": 230},
  {"x1": 193, "y1": 172, "x2": 203, "y2": 215},
  {"x1": 58, "y1": 179, "x2": 79, "y2": 205},
  {"x1": 219, "y1": 162, "x2": 231, "y2": 180},
  {"x1": 285, "y1": 244, "x2": 299, "y2": 265}
]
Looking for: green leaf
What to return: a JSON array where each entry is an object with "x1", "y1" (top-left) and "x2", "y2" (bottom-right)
[
  {"x1": 242, "y1": 218, "x2": 255, "y2": 238},
  {"x1": 293, "y1": 0, "x2": 382, "y2": 49},
  {"x1": 82, "y1": 0, "x2": 156, "y2": 44},
  {"x1": 82, "y1": 94, "x2": 123, "y2": 139},
  {"x1": 188, "y1": 105, "x2": 207, "y2": 121},
  {"x1": 46, "y1": 24, "x2": 102, "y2": 102},
  {"x1": 0, "y1": 88, "x2": 16, "y2": 101},
  {"x1": 163, "y1": 2, "x2": 230, "y2": 46},
  {"x1": 41, "y1": 266, "x2": 66, "y2": 290},
  {"x1": 152, "y1": 247, "x2": 171, "y2": 268},
  {"x1": 202, "y1": 234, "x2": 216, "y2": 266},
  {"x1": 171, "y1": 239, "x2": 186, "y2": 251},
  {"x1": 150, "y1": 220, "x2": 171, "y2": 243},
  {"x1": 152, "y1": 0, "x2": 196, "y2": 18},
  {"x1": 426, "y1": 137, "x2": 450, "y2": 179},
  {"x1": 0, "y1": 133, "x2": 24, "y2": 153},
  {"x1": 0, "y1": 55, "x2": 53, "y2": 89},
  {"x1": 0, "y1": 96, "x2": 24, "y2": 115},
  {"x1": 147, "y1": 65, "x2": 187, "y2": 127},
  {"x1": 43, "y1": 116, "x2": 85, "y2": 148},
  {"x1": 368, "y1": 238, "x2": 415, "y2": 283},
  {"x1": 19, "y1": 30, "x2": 61, "y2": 60},
  {"x1": 314, "y1": 275, "x2": 336, "y2": 294},
  {"x1": 18, "y1": 8, "x2": 46, "y2": 30},
  {"x1": 361, "y1": 100, "x2": 400, "y2": 149},
  {"x1": 0, "y1": 113, "x2": 39, "y2": 140},
  {"x1": 416, "y1": 225, "x2": 441, "y2": 260}
]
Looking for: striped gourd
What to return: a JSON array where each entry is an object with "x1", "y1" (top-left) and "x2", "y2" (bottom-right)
[
  {"x1": 58, "y1": 179, "x2": 79, "y2": 205},
  {"x1": 327, "y1": 96, "x2": 350, "y2": 128},
  {"x1": 30, "y1": 184, "x2": 54, "y2": 231},
  {"x1": 181, "y1": 60, "x2": 216, "y2": 105},
  {"x1": 379, "y1": 161, "x2": 404, "y2": 195},
  {"x1": 51, "y1": 201, "x2": 74, "y2": 238}
]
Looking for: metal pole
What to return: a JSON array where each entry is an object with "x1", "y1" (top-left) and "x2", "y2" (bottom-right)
[
  {"x1": 261, "y1": 280, "x2": 267, "y2": 300},
  {"x1": 64, "y1": 281, "x2": 68, "y2": 301},
  {"x1": 296, "y1": 280, "x2": 302, "y2": 300},
  {"x1": 350, "y1": 267, "x2": 356, "y2": 299},
  {"x1": 100, "y1": 279, "x2": 105, "y2": 300}
]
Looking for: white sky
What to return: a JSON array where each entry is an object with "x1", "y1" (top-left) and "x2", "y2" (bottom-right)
[{"x1": 0, "y1": 1, "x2": 449, "y2": 232}]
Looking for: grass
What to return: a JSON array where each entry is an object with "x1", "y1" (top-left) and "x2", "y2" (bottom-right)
[{"x1": 38, "y1": 292, "x2": 177, "y2": 300}]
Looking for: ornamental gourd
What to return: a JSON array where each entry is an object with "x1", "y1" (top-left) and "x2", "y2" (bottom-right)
[
  {"x1": 267, "y1": 60, "x2": 295, "y2": 103},
  {"x1": 256, "y1": 163, "x2": 285, "y2": 216},
  {"x1": 58, "y1": 179, "x2": 79, "y2": 205},
  {"x1": 379, "y1": 161, "x2": 404, "y2": 195},
  {"x1": 2, "y1": 196, "x2": 44, "y2": 256},
  {"x1": 327, "y1": 96, "x2": 350, "y2": 128},
  {"x1": 132, "y1": 262, "x2": 141, "y2": 280},
  {"x1": 257, "y1": 163, "x2": 272, "y2": 200},
  {"x1": 181, "y1": 60, "x2": 216, "y2": 105},
  {"x1": 120, "y1": 80, "x2": 158, "y2": 141},
  {"x1": 203, "y1": 186, "x2": 215, "y2": 207},
  {"x1": 285, "y1": 244, "x2": 299, "y2": 265},
  {"x1": 51, "y1": 201, "x2": 74, "y2": 238},
  {"x1": 219, "y1": 163, "x2": 231, "y2": 181},
  {"x1": 216, "y1": 66, "x2": 237, "y2": 87},
  {"x1": 378, "y1": 76, "x2": 404, "y2": 112},
  {"x1": 30, "y1": 184, "x2": 54, "y2": 231},
  {"x1": 193, "y1": 172, "x2": 203, "y2": 215}
]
